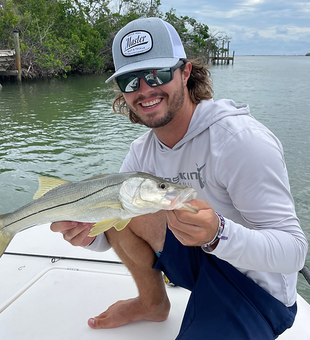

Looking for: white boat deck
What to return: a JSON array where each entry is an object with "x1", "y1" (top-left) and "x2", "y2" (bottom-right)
[{"x1": 0, "y1": 224, "x2": 309, "y2": 339}]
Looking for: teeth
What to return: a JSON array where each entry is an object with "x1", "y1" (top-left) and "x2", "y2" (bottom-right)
[{"x1": 141, "y1": 99, "x2": 161, "y2": 107}]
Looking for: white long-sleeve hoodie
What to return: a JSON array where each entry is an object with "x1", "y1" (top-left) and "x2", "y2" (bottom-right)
[
  {"x1": 119, "y1": 99, "x2": 308, "y2": 307},
  {"x1": 89, "y1": 99, "x2": 307, "y2": 307}
]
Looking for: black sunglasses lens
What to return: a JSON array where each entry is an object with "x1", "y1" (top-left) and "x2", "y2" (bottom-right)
[
  {"x1": 117, "y1": 74, "x2": 139, "y2": 93},
  {"x1": 117, "y1": 61, "x2": 183, "y2": 93},
  {"x1": 144, "y1": 68, "x2": 172, "y2": 87}
]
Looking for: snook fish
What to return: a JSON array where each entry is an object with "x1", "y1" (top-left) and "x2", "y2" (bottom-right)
[{"x1": 0, "y1": 172, "x2": 197, "y2": 258}]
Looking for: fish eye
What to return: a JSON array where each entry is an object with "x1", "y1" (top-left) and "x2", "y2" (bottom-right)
[{"x1": 159, "y1": 182, "x2": 168, "y2": 190}]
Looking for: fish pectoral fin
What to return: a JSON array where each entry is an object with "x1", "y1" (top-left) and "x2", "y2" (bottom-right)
[
  {"x1": 88, "y1": 218, "x2": 122, "y2": 236},
  {"x1": 114, "y1": 218, "x2": 131, "y2": 231},
  {"x1": 91, "y1": 202, "x2": 123, "y2": 209},
  {"x1": 88, "y1": 217, "x2": 132, "y2": 236},
  {"x1": 33, "y1": 177, "x2": 70, "y2": 199}
]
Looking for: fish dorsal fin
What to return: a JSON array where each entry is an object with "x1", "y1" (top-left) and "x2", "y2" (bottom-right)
[
  {"x1": 33, "y1": 177, "x2": 69, "y2": 199},
  {"x1": 88, "y1": 218, "x2": 132, "y2": 236},
  {"x1": 82, "y1": 174, "x2": 110, "y2": 182}
]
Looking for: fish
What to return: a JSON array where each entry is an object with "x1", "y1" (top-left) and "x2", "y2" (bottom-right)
[{"x1": 0, "y1": 172, "x2": 197, "y2": 258}]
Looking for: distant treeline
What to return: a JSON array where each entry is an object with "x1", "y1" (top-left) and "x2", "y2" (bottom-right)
[{"x1": 0, "y1": 0, "x2": 230, "y2": 78}]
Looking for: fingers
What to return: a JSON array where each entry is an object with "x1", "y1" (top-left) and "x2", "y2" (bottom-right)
[
  {"x1": 167, "y1": 211, "x2": 203, "y2": 246},
  {"x1": 50, "y1": 221, "x2": 77, "y2": 233},
  {"x1": 50, "y1": 221, "x2": 95, "y2": 247},
  {"x1": 64, "y1": 223, "x2": 95, "y2": 247},
  {"x1": 166, "y1": 199, "x2": 219, "y2": 247},
  {"x1": 173, "y1": 199, "x2": 213, "y2": 225}
]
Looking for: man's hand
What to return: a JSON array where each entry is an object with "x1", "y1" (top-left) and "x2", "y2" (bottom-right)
[
  {"x1": 166, "y1": 199, "x2": 219, "y2": 247},
  {"x1": 50, "y1": 221, "x2": 95, "y2": 247}
]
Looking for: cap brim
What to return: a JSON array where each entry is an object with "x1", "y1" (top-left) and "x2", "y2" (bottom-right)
[{"x1": 105, "y1": 57, "x2": 180, "y2": 83}]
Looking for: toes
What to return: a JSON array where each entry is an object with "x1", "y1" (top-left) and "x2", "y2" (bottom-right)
[
  {"x1": 88, "y1": 313, "x2": 113, "y2": 329},
  {"x1": 88, "y1": 316, "x2": 108, "y2": 329},
  {"x1": 87, "y1": 318, "x2": 97, "y2": 329}
]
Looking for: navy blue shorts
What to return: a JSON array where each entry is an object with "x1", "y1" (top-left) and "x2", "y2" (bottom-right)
[{"x1": 154, "y1": 228, "x2": 297, "y2": 340}]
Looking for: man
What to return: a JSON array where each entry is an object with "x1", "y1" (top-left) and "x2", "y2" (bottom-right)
[{"x1": 51, "y1": 17, "x2": 308, "y2": 339}]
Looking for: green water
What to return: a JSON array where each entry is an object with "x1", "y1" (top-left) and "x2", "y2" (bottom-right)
[
  {"x1": 0, "y1": 75, "x2": 148, "y2": 211},
  {"x1": 0, "y1": 56, "x2": 310, "y2": 302}
]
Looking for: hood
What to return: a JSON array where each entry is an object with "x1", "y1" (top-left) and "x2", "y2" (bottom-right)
[{"x1": 156, "y1": 99, "x2": 250, "y2": 151}]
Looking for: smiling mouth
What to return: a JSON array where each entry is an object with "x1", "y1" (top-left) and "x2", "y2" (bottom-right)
[{"x1": 141, "y1": 98, "x2": 162, "y2": 108}]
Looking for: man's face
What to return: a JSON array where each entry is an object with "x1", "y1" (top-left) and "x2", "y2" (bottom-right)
[{"x1": 122, "y1": 67, "x2": 185, "y2": 129}]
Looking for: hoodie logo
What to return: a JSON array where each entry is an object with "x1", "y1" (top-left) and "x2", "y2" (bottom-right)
[
  {"x1": 163, "y1": 163, "x2": 206, "y2": 189},
  {"x1": 196, "y1": 163, "x2": 206, "y2": 189},
  {"x1": 121, "y1": 31, "x2": 152, "y2": 57}
]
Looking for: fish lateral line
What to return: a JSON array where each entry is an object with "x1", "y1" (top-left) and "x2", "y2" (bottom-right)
[{"x1": 2, "y1": 182, "x2": 125, "y2": 230}]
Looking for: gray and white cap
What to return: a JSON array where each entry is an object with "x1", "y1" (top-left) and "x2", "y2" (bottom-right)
[{"x1": 105, "y1": 17, "x2": 186, "y2": 83}]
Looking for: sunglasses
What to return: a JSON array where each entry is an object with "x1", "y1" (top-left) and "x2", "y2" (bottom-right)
[{"x1": 116, "y1": 60, "x2": 185, "y2": 93}]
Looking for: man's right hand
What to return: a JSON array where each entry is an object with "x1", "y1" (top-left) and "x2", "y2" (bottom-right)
[{"x1": 50, "y1": 221, "x2": 95, "y2": 247}]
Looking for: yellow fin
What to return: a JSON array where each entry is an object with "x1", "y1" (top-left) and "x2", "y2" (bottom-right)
[
  {"x1": 0, "y1": 231, "x2": 14, "y2": 258},
  {"x1": 114, "y1": 218, "x2": 131, "y2": 231},
  {"x1": 88, "y1": 218, "x2": 121, "y2": 236},
  {"x1": 91, "y1": 202, "x2": 123, "y2": 209},
  {"x1": 33, "y1": 177, "x2": 69, "y2": 199}
]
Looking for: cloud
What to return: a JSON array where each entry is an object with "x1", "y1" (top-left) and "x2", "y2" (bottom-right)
[
  {"x1": 109, "y1": 0, "x2": 310, "y2": 55},
  {"x1": 232, "y1": 29, "x2": 310, "y2": 55},
  {"x1": 167, "y1": 0, "x2": 310, "y2": 55},
  {"x1": 276, "y1": 27, "x2": 289, "y2": 35}
]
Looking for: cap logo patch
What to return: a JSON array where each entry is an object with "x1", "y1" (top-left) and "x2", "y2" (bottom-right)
[{"x1": 121, "y1": 31, "x2": 152, "y2": 57}]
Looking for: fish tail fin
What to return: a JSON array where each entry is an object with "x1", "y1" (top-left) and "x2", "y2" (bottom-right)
[{"x1": 0, "y1": 219, "x2": 14, "y2": 258}]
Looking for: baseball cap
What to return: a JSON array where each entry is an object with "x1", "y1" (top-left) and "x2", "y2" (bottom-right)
[{"x1": 105, "y1": 17, "x2": 186, "y2": 83}]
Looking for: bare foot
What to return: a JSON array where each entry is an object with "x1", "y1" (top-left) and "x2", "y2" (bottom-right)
[{"x1": 87, "y1": 296, "x2": 170, "y2": 329}]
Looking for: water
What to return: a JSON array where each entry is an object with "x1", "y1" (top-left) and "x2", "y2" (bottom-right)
[
  {"x1": 211, "y1": 56, "x2": 310, "y2": 301},
  {"x1": 0, "y1": 75, "x2": 149, "y2": 211},
  {"x1": 1, "y1": 56, "x2": 310, "y2": 302}
]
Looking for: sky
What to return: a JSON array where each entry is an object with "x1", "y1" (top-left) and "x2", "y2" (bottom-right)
[{"x1": 159, "y1": 0, "x2": 310, "y2": 55}]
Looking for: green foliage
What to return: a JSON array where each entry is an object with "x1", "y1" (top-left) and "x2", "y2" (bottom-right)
[
  {"x1": 12, "y1": 0, "x2": 97, "y2": 76},
  {"x1": 164, "y1": 11, "x2": 210, "y2": 58},
  {"x1": 0, "y1": 0, "x2": 20, "y2": 47},
  {"x1": 0, "y1": 0, "x2": 230, "y2": 78}
]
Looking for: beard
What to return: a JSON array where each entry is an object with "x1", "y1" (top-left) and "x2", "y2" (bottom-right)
[{"x1": 129, "y1": 83, "x2": 185, "y2": 129}]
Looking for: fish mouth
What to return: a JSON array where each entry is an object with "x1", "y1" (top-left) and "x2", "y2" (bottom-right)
[{"x1": 168, "y1": 188, "x2": 197, "y2": 210}]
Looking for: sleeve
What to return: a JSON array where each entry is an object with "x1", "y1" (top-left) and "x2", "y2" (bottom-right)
[{"x1": 211, "y1": 127, "x2": 308, "y2": 274}]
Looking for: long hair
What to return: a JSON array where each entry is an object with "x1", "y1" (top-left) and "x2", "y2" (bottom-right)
[{"x1": 112, "y1": 58, "x2": 214, "y2": 125}]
